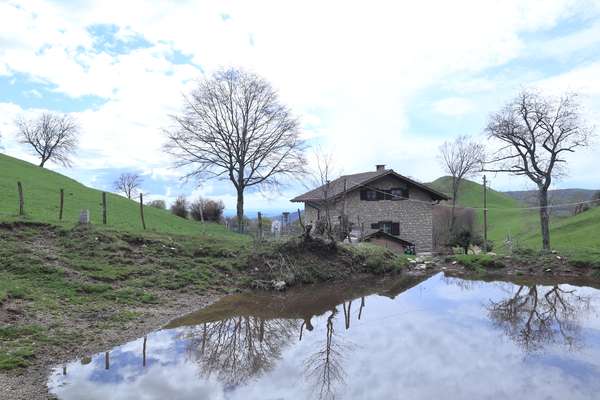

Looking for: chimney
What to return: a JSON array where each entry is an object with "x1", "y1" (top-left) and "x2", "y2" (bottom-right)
[{"x1": 376, "y1": 164, "x2": 386, "y2": 172}]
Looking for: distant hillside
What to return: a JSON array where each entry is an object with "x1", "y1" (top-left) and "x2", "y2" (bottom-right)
[
  {"x1": 504, "y1": 188, "x2": 599, "y2": 217},
  {"x1": 0, "y1": 153, "x2": 240, "y2": 239},
  {"x1": 428, "y1": 177, "x2": 539, "y2": 251}
]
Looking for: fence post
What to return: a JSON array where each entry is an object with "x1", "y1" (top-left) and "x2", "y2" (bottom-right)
[
  {"x1": 17, "y1": 182, "x2": 24, "y2": 216},
  {"x1": 139, "y1": 193, "x2": 146, "y2": 230},
  {"x1": 59, "y1": 189, "x2": 64, "y2": 221},
  {"x1": 102, "y1": 192, "x2": 107, "y2": 225},
  {"x1": 257, "y1": 212, "x2": 263, "y2": 241}
]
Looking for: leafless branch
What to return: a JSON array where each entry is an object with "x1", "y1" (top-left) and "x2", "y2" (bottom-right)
[
  {"x1": 164, "y1": 68, "x2": 307, "y2": 231},
  {"x1": 113, "y1": 173, "x2": 143, "y2": 200},
  {"x1": 16, "y1": 112, "x2": 80, "y2": 168}
]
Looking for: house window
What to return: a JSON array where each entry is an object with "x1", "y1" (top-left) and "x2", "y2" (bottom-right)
[
  {"x1": 390, "y1": 187, "x2": 409, "y2": 200},
  {"x1": 361, "y1": 189, "x2": 378, "y2": 201},
  {"x1": 378, "y1": 221, "x2": 400, "y2": 236},
  {"x1": 380, "y1": 221, "x2": 392, "y2": 234}
]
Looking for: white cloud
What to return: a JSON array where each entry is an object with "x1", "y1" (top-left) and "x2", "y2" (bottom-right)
[
  {"x1": 432, "y1": 97, "x2": 475, "y2": 117},
  {"x1": 1, "y1": 0, "x2": 600, "y2": 212}
]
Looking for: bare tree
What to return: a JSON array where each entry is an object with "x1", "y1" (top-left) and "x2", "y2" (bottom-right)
[
  {"x1": 16, "y1": 112, "x2": 79, "y2": 168},
  {"x1": 113, "y1": 173, "x2": 143, "y2": 199},
  {"x1": 165, "y1": 68, "x2": 306, "y2": 233},
  {"x1": 307, "y1": 149, "x2": 340, "y2": 241},
  {"x1": 485, "y1": 90, "x2": 593, "y2": 250},
  {"x1": 438, "y1": 135, "x2": 485, "y2": 234}
]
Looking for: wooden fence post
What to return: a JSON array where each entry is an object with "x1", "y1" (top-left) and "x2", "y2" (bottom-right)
[
  {"x1": 139, "y1": 193, "x2": 146, "y2": 230},
  {"x1": 17, "y1": 182, "x2": 24, "y2": 216},
  {"x1": 102, "y1": 192, "x2": 107, "y2": 225},
  {"x1": 59, "y1": 189, "x2": 64, "y2": 221},
  {"x1": 257, "y1": 212, "x2": 263, "y2": 241}
]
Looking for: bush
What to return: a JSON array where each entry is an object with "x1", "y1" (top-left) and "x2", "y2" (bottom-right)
[
  {"x1": 147, "y1": 199, "x2": 166, "y2": 210},
  {"x1": 203, "y1": 199, "x2": 225, "y2": 222},
  {"x1": 170, "y1": 196, "x2": 189, "y2": 219},
  {"x1": 190, "y1": 197, "x2": 225, "y2": 222},
  {"x1": 450, "y1": 229, "x2": 483, "y2": 254}
]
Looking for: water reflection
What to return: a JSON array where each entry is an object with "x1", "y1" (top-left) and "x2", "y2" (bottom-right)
[
  {"x1": 49, "y1": 273, "x2": 600, "y2": 400},
  {"x1": 488, "y1": 285, "x2": 592, "y2": 352},
  {"x1": 180, "y1": 317, "x2": 298, "y2": 386}
]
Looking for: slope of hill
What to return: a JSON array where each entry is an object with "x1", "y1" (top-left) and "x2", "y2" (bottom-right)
[
  {"x1": 504, "y1": 188, "x2": 599, "y2": 217},
  {"x1": 427, "y1": 176, "x2": 600, "y2": 253},
  {"x1": 0, "y1": 153, "x2": 238, "y2": 239}
]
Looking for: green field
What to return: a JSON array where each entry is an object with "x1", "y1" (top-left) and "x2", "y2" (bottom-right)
[
  {"x1": 0, "y1": 153, "x2": 239, "y2": 240},
  {"x1": 429, "y1": 176, "x2": 600, "y2": 253}
]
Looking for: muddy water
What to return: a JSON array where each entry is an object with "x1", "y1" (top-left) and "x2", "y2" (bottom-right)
[{"x1": 48, "y1": 273, "x2": 600, "y2": 400}]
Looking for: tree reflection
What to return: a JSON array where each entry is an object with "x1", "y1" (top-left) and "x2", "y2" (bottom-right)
[
  {"x1": 487, "y1": 285, "x2": 592, "y2": 352},
  {"x1": 304, "y1": 303, "x2": 355, "y2": 400},
  {"x1": 180, "y1": 316, "x2": 298, "y2": 386},
  {"x1": 177, "y1": 294, "x2": 367, "y2": 398}
]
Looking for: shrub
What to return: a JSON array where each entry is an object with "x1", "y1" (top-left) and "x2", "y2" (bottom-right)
[
  {"x1": 190, "y1": 197, "x2": 225, "y2": 222},
  {"x1": 203, "y1": 199, "x2": 225, "y2": 222},
  {"x1": 450, "y1": 228, "x2": 483, "y2": 254},
  {"x1": 170, "y1": 196, "x2": 188, "y2": 218},
  {"x1": 147, "y1": 199, "x2": 166, "y2": 210}
]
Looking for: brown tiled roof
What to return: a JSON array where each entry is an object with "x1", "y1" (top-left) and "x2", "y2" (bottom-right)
[{"x1": 290, "y1": 169, "x2": 449, "y2": 202}]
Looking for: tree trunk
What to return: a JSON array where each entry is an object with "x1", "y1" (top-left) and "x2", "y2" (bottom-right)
[
  {"x1": 449, "y1": 177, "x2": 459, "y2": 237},
  {"x1": 236, "y1": 189, "x2": 244, "y2": 233},
  {"x1": 39, "y1": 159, "x2": 46, "y2": 168},
  {"x1": 538, "y1": 188, "x2": 551, "y2": 251}
]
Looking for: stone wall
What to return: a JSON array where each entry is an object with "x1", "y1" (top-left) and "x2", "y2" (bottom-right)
[{"x1": 301, "y1": 175, "x2": 435, "y2": 253}]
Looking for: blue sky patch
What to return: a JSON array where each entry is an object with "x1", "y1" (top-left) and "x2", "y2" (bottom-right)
[
  {"x1": 87, "y1": 24, "x2": 152, "y2": 56},
  {"x1": 0, "y1": 73, "x2": 107, "y2": 112}
]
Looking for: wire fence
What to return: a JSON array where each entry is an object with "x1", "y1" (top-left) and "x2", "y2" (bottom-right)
[{"x1": 2, "y1": 180, "x2": 150, "y2": 230}]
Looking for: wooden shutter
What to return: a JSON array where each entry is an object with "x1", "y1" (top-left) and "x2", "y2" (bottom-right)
[
  {"x1": 402, "y1": 188, "x2": 410, "y2": 199},
  {"x1": 391, "y1": 223, "x2": 400, "y2": 236},
  {"x1": 360, "y1": 189, "x2": 367, "y2": 200}
]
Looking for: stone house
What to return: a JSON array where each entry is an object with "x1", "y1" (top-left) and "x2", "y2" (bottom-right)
[{"x1": 291, "y1": 165, "x2": 449, "y2": 254}]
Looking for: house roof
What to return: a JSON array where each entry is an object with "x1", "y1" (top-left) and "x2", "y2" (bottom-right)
[
  {"x1": 291, "y1": 169, "x2": 449, "y2": 202},
  {"x1": 363, "y1": 230, "x2": 415, "y2": 247}
]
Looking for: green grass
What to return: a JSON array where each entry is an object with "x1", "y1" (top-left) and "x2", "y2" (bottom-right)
[
  {"x1": 429, "y1": 176, "x2": 600, "y2": 254},
  {"x1": 0, "y1": 153, "x2": 241, "y2": 239},
  {"x1": 452, "y1": 254, "x2": 506, "y2": 271},
  {"x1": 347, "y1": 243, "x2": 409, "y2": 273},
  {"x1": 0, "y1": 223, "x2": 250, "y2": 370}
]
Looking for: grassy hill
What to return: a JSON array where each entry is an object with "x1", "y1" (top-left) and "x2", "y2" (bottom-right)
[
  {"x1": 428, "y1": 176, "x2": 600, "y2": 253},
  {"x1": 504, "y1": 188, "x2": 599, "y2": 217},
  {"x1": 0, "y1": 153, "x2": 238, "y2": 240}
]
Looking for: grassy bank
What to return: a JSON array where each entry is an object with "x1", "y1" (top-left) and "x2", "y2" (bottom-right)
[{"x1": 449, "y1": 249, "x2": 600, "y2": 278}]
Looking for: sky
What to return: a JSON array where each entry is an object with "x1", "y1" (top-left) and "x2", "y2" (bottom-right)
[{"x1": 1, "y1": 0, "x2": 600, "y2": 216}]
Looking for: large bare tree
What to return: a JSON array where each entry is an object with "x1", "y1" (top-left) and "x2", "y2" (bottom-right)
[
  {"x1": 485, "y1": 90, "x2": 592, "y2": 251},
  {"x1": 16, "y1": 112, "x2": 79, "y2": 168},
  {"x1": 113, "y1": 172, "x2": 143, "y2": 199},
  {"x1": 438, "y1": 135, "x2": 485, "y2": 233},
  {"x1": 165, "y1": 68, "x2": 306, "y2": 232}
]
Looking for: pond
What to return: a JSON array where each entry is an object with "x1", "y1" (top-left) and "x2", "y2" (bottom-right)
[{"x1": 47, "y1": 273, "x2": 600, "y2": 400}]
